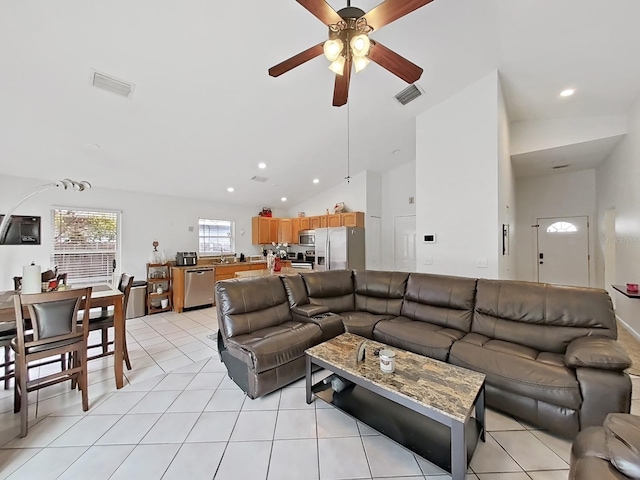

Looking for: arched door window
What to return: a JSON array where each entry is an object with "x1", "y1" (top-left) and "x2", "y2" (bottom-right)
[{"x1": 546, "y1": 221, "x2": 578, "y2": 233}]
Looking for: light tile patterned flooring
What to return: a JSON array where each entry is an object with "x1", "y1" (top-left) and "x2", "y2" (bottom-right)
[{"x1": 0, "y1": 307, "x2": 639, "y2": 479}]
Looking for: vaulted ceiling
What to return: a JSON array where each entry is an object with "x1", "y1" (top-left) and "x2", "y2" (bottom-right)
[{"x1": 1, "y1": 0, "x2": 639, "y2": 206}]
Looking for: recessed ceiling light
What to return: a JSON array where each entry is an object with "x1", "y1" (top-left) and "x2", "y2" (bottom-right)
[
  {"x1": 258, "y1": 162, "x2": 267, "y2": 169},
  {"x1": 560, "y1": 89, "x2": 575, "y2": 97},
  {"x1": 227, "y1": 187, "x2": 234, "y2": 192},
  {"x1": 313, "y1": 178, "x2": 320, "y2": 184},
  {"x1": 281, "y1": 197, "x2": 287, "y2": 202}
]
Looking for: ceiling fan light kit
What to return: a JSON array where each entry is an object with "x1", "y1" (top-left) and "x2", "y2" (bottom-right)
[{"x1": 269, "y1": 0, "x2": 433, "y2": 106}]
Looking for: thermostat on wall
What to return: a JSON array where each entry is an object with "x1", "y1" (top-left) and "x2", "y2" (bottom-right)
[{"x1": 423, "y1": 234, "x2": 436, "y2": 243}]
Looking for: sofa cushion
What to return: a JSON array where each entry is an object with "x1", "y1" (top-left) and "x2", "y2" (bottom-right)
[
  {"x1": 226, "y1": 321, "x2": 322, "y2": 374},
  {"x1": 353, "y1": 270, "x2": 409, "y2": 316},
  {"x1": 473, "y1": 279, "x2": 617, "y2": 354},
  {"x1": 340, "y1": 312, "x2": 394, "y2": 338},
  {"x1": 450, "y1": 333, "x2": 582, "y2": 409},
  {"x1": 280, "y1": 275, "x2": 309, "y2": 307},
  {"x1": 373, "y1": 316, "x2": 465, "y2": 361},
  {"x1": 216, "y1": 276, "x2": 292, "y2": 339},
  {"x1": 401, "y1": 273, "x2": 476, "y2": 333},
  {"x1": 301, "y1": 270, "x2": 355, "y2": 313}
]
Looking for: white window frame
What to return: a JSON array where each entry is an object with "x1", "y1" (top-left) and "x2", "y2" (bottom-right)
[
  {"x1": 51, "y1": 207, "x2": 122, "y2": 285},
  {"x1": 199, "y1": 218, "x2": 235, "y2": 255}
]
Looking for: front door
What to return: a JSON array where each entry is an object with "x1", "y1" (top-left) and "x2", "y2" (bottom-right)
[{"x1": 537, "y1": 216, "x2": 589, "y2": 287}]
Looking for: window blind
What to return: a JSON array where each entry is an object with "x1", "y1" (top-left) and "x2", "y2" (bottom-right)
[
  {"x1": 199, "y1": 219, "x2": 233, "y2": 253},
  {"x1": 51, "y1": 209, "x2": 119, "y2": 284}
]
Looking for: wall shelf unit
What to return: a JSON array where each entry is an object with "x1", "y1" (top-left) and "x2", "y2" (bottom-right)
[{"x1": 146, "y1": 263, "x2": 172, "y2": 314}]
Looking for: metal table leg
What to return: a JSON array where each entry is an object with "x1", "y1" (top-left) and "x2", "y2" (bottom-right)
[
  {"x1": 305, "y1": 355, "x2": 313, "y2": 404},
  {"x1": 450, "y1": 420, "x2": 467, "y2": 480},
  {"x1": 476, "y1": 385, "x2": 486, "y2": 442}
]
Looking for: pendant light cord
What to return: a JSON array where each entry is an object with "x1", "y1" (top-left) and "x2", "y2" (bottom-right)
[{"x1": 345, "y1": 101, "x2": 351, "y2": 184}]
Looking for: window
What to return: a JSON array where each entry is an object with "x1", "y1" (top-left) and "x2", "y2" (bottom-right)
[
  {"x1": 51, "y1": 209, "x2": 120, "y2": 284},
  {"x1": 199, "y1": 219, "x2": 233, "y2": 254},
  {"x1": 546, "y1": 221, "x2": 578, "y2": 233}
]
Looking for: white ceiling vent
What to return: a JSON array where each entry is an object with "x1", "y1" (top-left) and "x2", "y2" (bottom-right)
[
  {"x1": 91, "y1": 70, "x2": 135, "y2": 98},
  {"x1": 251, "y1": 175, "x2": 269, "y2": 183},
  {"x1": 394, "y1": 83, "x2": 424, "y2": 105}
]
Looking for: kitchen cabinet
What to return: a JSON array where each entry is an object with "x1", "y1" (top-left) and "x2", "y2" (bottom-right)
[
  {"x1": 327, "y1": 214, "x2": 341, "y2": 227},
  {"x1": 252, "y1": 217, "x2": 280, "y2": 244},
  {"x1": 279, "y1": 218, "x2": 293, "y2": 244},
  {"x1": 310, "y1": 216, "x2": 322, "y2": 229},
  {"x1": 341, "y1": 212, "x2": 365, "y2": 227},
  {"x1": 291, "y1": 218, "x2": 300, "y2": 244},
  {"x1": 147, "y1": 263, "x2": 172, "y2": 315},
  {"x1": 300, "y1": 217, "x2": 310, "y2": 230}
]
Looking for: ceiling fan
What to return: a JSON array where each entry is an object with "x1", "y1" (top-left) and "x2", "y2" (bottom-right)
[{"x1": 268, "y1": 0, "x2": 435, "y2": 107}]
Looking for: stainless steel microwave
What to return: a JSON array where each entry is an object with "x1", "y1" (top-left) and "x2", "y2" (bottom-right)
[{"x1": 298, "y1": 230, "x2": 315, "y2": 247}]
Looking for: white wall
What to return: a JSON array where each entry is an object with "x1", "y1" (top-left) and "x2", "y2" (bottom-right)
[
  {"x1": 515, "y1": 169, "x2": 597, "y2": 285},
  {"x1": 596, "y1": 97, "x2": 640, "y2": 333},
  {"x1": 0, "y1": 174, "x2": 277, "y2": 291},
  {"x1": 365, "y1": 171, "x2": 382, "y2": 270},
  {"x1": 511, "y1": 116, "x2": 627, "y2": 156},
  {"x1": 415, "y1": 71, "x2": 501, "y2": 278},
  {"x1": 381, "y1": 162, "x2": 416, "y2": 271},
  {"x1": 497, "y1": 78, "x2": 516, "y2": 279}
]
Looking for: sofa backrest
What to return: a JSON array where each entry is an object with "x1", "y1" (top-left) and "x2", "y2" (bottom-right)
[
  {"x1": 280, "y1": 275, "x2": 309, "y2": 307},
  {"x1": 215, "y1": 276, "x2": 292, "y2": 339},
  {"x1": 473, "y1": 279, "x2": 617, "y2": 353},
  {"x1": 401, "y1": 273, "x2": 477, "y2": 333},
  {"x1": 353, "y1": 270, "x2": 409, "y2": 316},
  {"x1": 300, "y1": 270, "x2": 355, "y2": 313}
]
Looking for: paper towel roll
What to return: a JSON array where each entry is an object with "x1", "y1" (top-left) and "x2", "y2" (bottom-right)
[{"x1": 22, "y1": 264, "x2": 41, "y2": 294}]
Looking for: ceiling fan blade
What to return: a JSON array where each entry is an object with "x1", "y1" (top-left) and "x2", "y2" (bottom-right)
[
  {"x1": 296, "y1": 0, "x2": 343, "y2": 25},
  {"x1": 333, "y1": 58, "x2": 352, "y2": 107},
  {"x1": 368, "y1": 41, "x2": 423, "y2": 84},
  {"x1": 268, "y1": 43, "x2": 324, "y2": 77},
  {"x1": 363, "y1": 0, "x2": 435, "y2": 30}
]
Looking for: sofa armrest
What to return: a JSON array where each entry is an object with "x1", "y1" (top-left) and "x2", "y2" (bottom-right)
[
  {"x1": 605, "y1": 413, "x2": 640, "y2": 480},
  {"x1": 566, "y1": 336, "x2": 632, "y2": 371},
  {"x1": 292, "y1": 304, "x2": 331, "y2": 318}
]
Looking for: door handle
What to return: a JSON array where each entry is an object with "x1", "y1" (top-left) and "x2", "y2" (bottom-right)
[{"x1": 539, "y1": 261, "x2": 544, "y2": 264}]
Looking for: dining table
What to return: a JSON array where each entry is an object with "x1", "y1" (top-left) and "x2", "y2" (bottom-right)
[{"x1": 0, "y1": 284, "x2": 127, "y2": 389}]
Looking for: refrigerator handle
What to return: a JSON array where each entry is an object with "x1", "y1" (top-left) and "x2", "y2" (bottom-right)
[{"x1": 326, "y1": 235, "x2": 330, "y2": 270}]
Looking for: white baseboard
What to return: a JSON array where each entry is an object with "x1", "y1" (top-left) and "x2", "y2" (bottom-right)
[{"x1": 617, "y1": 314, "x2": 640, "y2": 340}]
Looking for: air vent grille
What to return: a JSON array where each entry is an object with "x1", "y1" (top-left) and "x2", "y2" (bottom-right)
[
  {"x1": 92, "y1": 71, "x2": 134, "y2": 98},
  {"x1": 394, "y1": 84, "x2": 424, "y2": 105},
  {"x1": 251, "y1": 176, "x2": 269, "y2": 183}
]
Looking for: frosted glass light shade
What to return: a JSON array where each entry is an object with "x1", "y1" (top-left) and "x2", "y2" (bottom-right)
[
  {"x1": 329, "y1": 56, "x2": 346, "y2": 75},
  {"x1": 350, "y1": 34, "x2": 370, "y2": 57},
  {"x1": 353, "y1": 56, "x2": 370, "y2": 73},
  {"x1": 323, "y1": 39, "x2": 344, "y2": 62}
]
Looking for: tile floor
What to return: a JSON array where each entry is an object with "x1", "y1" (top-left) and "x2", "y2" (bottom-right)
[{"x1": 0, "y1": 307, "x2": 638, "y2": 479}]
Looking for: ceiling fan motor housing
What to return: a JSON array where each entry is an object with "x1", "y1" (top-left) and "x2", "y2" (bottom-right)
[{"x1": 328, "y1": 7, "x2": 373, "y2": 48}]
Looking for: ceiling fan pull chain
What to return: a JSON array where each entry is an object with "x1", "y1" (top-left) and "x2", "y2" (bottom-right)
[{"x1": 345, "y1": 101, "x2": 351, "y2": 184}]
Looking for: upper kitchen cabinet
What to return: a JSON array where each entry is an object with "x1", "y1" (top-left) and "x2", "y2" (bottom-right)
[
  {"x1": 252, "y1": 216, "x2": 278, "y2": 244},
  {"x1": 341, "y1": 212, "x2": 365, "y2": 227},
  {"x1": 300, "y1": 217, "x2": 310, "y2": 230},
  {"x1": 309, "y1": 216, "x2": 323, "y2": 229},
  {"x1": 327, "y1": 214, "x2": 341, "y2": 227},
  {"x1": 278, "y1": 218, "x2": 293, "y2": 244},
  {"x1": 291, "y1": 218, "x2": 300, "y2": 244}
]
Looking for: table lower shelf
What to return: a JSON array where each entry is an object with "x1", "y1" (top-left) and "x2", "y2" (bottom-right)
[{"x1": 312, "y1": 381, "x2": 482, "y2": 474}]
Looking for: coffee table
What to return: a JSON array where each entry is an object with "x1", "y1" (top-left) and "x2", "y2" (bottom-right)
[{"x1": 305, "y1": 333, "x2": 486, "y2": 480}]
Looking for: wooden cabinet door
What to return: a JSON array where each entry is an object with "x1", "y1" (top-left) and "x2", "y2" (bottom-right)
[
  {"x1": 291, "y1": 218, "x2": 300, "y2": 244},
  {"x1": 341, "y1": 212, "x2": 365, "y2": 228},
  {"x1": 310, "y1": 216, "x2": 321, "y2": 229},
  {"x1": 253, "y1": 216, "x2": 271, "y2": 244},
  {"x1": 269, "y1": 218, "x2": 279, "y2": 243},
  {"x1": 320, "y1": 215, "x2": 328, "y2": 227},
  {"x1": 300, "y1": 217, "x2": 310, "y2": 230},
  {"x1": 279, "y1": 218, "x2": 293, "y2": 244},
  {"x1": 327, "y1": 214, "x2": 341, "y2": 227}
]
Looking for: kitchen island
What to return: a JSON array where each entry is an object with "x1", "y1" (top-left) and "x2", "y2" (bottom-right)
[{"x1": 234, "y1": 267, "x2": 312, "y2": 279}]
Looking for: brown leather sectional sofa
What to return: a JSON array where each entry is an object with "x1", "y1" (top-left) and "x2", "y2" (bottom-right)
[{"x1": 215, "y1": 269, "x2": 632, "y2": 437}]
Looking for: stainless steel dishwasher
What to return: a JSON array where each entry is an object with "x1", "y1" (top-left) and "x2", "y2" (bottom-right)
[{"x1": 184, "y1": 267, "x2": 215, "y2": 308}]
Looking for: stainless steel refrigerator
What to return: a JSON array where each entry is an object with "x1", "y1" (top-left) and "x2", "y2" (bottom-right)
[{"x1": 315, "y1": 227, "x2": 365, "y2": 271}]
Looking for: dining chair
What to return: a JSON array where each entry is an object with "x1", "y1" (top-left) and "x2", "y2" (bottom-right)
[
  {"x1": 84, "y1": 274, "x2": 134, "y2": 370},
  {"x1": 12, "y1": 287, "x2": 92, "y2": 437},
  {"x1": 0, "y1": 323, "x2": 17, "y2": 389}
]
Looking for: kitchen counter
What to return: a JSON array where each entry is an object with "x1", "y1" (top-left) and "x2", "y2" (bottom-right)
[{"x1": 235, "y1": 267, "x2": 313, "y2": 279}]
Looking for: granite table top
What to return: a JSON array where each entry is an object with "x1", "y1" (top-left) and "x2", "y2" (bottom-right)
[{"x1": 306, "y1": 332, "x2": 485, "y2": 423}]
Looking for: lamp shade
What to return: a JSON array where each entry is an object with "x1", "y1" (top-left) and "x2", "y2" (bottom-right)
[
  {"x1": 353, "y1": 56, "x2": 370, "y2": 73},
  {"x1": 350, "y1": 34, "x2": 370, "y2": 57},
  {"x1": 329, "y1": 56, "x2": 346, "y2": 75},
  {"x1": 323, "y1": 39, "x2": 344, "y2": 62}
]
